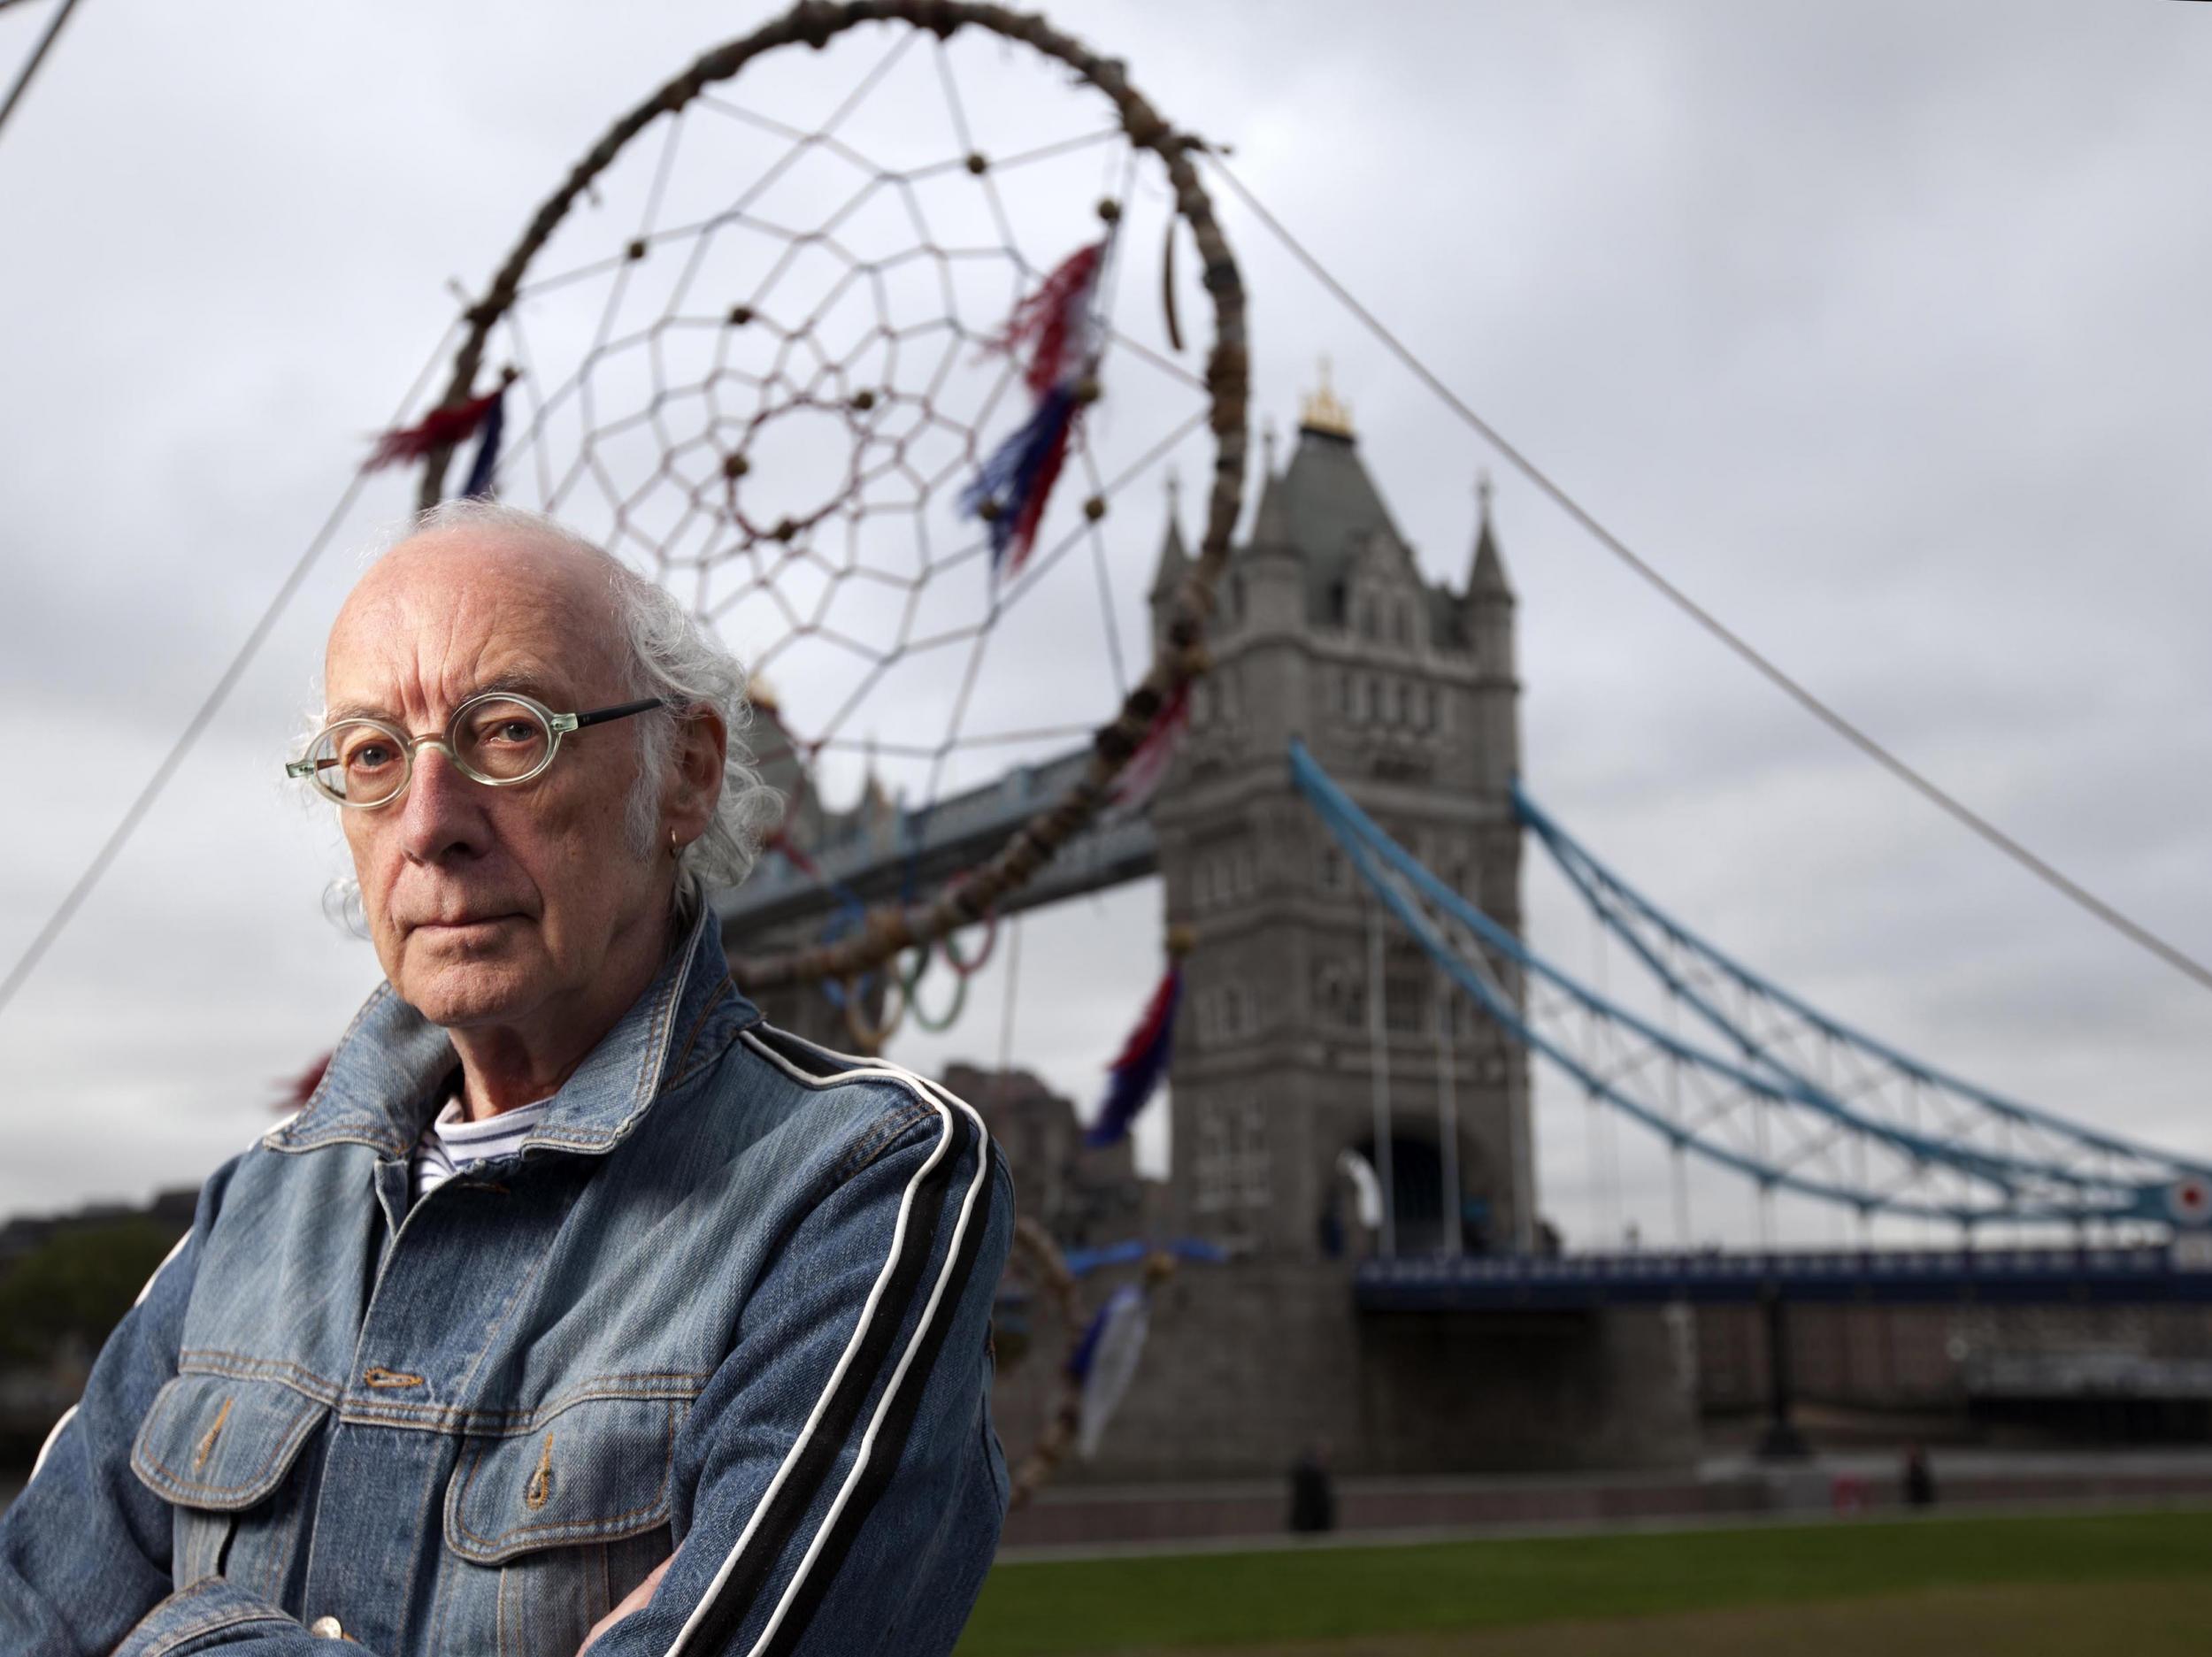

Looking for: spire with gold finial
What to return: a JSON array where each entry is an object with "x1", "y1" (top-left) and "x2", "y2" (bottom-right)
[{"x1": 1299, "y1": 355, "x2": 1354, "y2": 440}]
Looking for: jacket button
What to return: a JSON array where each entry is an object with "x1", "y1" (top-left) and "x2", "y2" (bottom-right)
[{"x1": 310, "y1": 1615, "x2": 346, "y2": 1639}]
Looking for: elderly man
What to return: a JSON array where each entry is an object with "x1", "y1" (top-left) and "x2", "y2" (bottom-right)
[{"x1": 0, "y1": 502, "x2": 1014, "y2": 1656}]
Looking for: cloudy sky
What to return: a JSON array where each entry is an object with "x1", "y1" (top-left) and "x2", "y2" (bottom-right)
[{"x1": 1, "y1": 0, "x2": 2206, "y2": 1251}]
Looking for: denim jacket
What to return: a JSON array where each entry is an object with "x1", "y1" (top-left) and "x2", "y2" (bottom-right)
[{"x1": 0, "y1": 904, "x2": 1014, "y2": 1656}]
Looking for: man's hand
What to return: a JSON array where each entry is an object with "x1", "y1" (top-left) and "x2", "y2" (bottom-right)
[{"x1": 579, "y1": 1557, "x2": 672, "y2": 1657}]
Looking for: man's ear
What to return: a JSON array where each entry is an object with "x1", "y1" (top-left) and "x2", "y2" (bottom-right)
[{"x1": 664, "y1": 704, "x2": 728, "y2": 848}]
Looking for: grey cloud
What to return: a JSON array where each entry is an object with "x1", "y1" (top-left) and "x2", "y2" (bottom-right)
[{"x1": 2, "y1": 0, "x2": 2207, "y2": 1250}]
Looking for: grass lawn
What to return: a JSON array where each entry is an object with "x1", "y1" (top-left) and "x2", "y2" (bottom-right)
[{"x1": 956, "y1": 1508, "x2": 2212, "y2": 1656}]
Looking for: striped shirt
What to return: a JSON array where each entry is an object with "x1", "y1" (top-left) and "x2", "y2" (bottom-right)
[{"x1": 411, "y1": 1093, "x2": 552, "y2": 1201}]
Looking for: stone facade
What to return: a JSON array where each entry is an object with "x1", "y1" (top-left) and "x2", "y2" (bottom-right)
[
  {"x1": 729, "y1": 390, "x2": 1704, "y2": 1479},
  {"x1": 941, "y1": 1062, "x2": 1167, "y2": 1251},
  {"x1": 1147, "y1": 403, "x2": 1532, "y2": 1262},
  {"x1": 980, "y1": 397, "x2": 1701, "y2": 1483},
  {"x1": 989, "y1": 1257, "x2": 1700, "y2": 1484}
]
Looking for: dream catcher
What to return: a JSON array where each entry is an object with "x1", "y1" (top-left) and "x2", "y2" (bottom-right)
[
  {"x1": 381, "y1": 0, "x2": 1248, "y2": 1001},
  {"x1": 364, "y1": 0, "x2": 1250, "y2": 1494}
]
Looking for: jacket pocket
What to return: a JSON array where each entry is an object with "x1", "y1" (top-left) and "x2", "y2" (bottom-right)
[
  {"x1": 442, "y1": 1395, "x2": 683, "y2": 1562},
  {"x1": 437, "y1": 1396, "x2": 684, "y2": 1657},
  {"x1": 130, "y1": 1373, "x2": 330, "y2": 1592}
]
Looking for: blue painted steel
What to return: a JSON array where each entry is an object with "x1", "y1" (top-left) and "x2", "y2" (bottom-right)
[
  {"x1": 1289, "y1": 741, "x2": 2202, "y2": 1229},
  {"x1": 1060, "y1": 1238, "x2": 1231, "y2": 1278},
  {"x1": 1289, "y1": 742, "x2": 1980, "y2": 1222},
  {"x1": 1514, "y1": 783, "x2": 2212, "y2": 1185},
  {"x1": 1356, "y1": 1245, "x2": 2212, "y2": 1310},
  {"x1": 1524, "y1": 808, "x2": 2169, "y2": 1207}
]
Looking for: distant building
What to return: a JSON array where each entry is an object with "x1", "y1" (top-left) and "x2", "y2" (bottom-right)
[{"x1": 941, "y1": 1062, "x2": 1164, "y2": 1251}]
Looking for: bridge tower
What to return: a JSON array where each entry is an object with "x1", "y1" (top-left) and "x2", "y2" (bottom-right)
[{"x1": 1149, "y1": 373, "x2": 1534, "y2": 1259}]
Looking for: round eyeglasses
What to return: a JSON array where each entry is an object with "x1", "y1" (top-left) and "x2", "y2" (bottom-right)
[{"x1": 286, "y1": 690, "x2": 669, "y2": 809}]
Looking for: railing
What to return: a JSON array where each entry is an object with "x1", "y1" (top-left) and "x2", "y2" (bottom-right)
[{"x1": 1356, "y1": 1244, "x2": 2212, "y2": 1308}]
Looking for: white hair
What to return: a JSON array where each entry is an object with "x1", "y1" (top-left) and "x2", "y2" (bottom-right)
[{"x1": 396, "y1": 500, "x2": 783, "y2": 903}]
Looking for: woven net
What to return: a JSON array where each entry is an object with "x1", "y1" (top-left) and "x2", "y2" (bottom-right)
[{"x1": 408, "y1": 3, "x2": 1247, "y2": 988}]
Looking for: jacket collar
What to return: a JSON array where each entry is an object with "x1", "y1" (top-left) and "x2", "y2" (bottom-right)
[{"x1": 268, "y1": 902, "x2": 761, "y2": 1161}]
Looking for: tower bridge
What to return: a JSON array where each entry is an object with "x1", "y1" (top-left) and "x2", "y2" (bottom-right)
[
  {"x1": 723, "y1": 743, "x2": 1158, "y2": 936},
  {"x1": 725, "y1": 384, "x2": 2212, "y2": 1476},
  {"x1": 733, "y1": 378, "x2": 1535, "y2": 1266}
]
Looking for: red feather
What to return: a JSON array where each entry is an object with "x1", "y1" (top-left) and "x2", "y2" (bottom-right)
[
  {"x1": 1105, "y1": 965, "x2": 1181, "y2": 1075},
  {"x1": 995, "y1": 242, "x2": 1104, "y2": 398},
  {"x1": 277, "y1": 1051, "x2": 331, "y2": 1113},
  {"x1": 363, "y1": 387, "x2": 505, "y2": 473},
  {"x1": 764, "y1": 825, "x2": 823, "y2": 881}
]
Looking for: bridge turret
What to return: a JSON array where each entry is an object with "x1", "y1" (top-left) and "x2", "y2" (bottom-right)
[
  {"x1": 1463, "y1": 474, "x2": 1520, "y2": 800},
  {"x1": 1467, "y1": 475, "x2": 1512, "y2": 602},
  {"x1": 1154, "y1": 366, "x2": 1533, "y2": 1263},
  {"x1": 1146, "y1": 472, "x2": 1190, "y2": 628},
  {"x1": 1233, "y1": 431, "x2": 1308, "y2": 644}
]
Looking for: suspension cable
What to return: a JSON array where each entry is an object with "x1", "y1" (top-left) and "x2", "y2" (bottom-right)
[
  {"x1": 0, "y1": 0, "x2": 82, "y2": 145},
  {"x1": 0, "y1": 320, "x2": 465, "y2": 1023},
  {"x1": 1204, "y1": 154, "x2": 2212, "y2": 1000}
]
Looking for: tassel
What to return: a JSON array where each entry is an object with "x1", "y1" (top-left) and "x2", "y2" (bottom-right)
[
  {"x1": 1085, "y1": 960, "x2": 1184, "y2": 1149},
  {"x1": 763, "y1": 826, "x2": 822, "y2": 882},
  {"x1": 363, "y1": 368, "x2": 517, "y2": 475},
  {"x1": 960, "y1": 384, "x2": 1078, "y2": 580},
  {"x1": 276, "y1": 1051, "x2": 331, "y2": 1114},
  {"x1": 962, "y1": 238, "x2": 1110, "y2": 579},
  {"x1": 459, "y1": 383, "x2": 508, "y2": 498},
  {"x1": 995, "y1": 242, "x2": 1105, "y2": 397},
  {"x1": 1066, "y1": 1283, "x2": 1150, "y2": 1461}
]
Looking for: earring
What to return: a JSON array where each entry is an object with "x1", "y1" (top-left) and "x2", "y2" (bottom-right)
[{"x1": 668, "y1": 828, "x2": 681, "y2": 860}]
